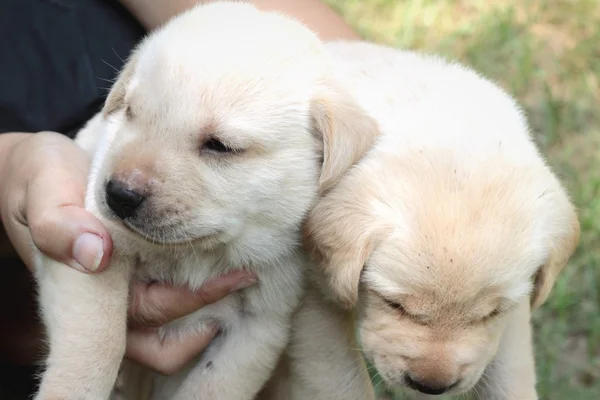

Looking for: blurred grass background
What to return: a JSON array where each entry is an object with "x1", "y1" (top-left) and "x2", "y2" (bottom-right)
[{"x1": 325, "y1": 0, "x2": 600, "y2": 398}]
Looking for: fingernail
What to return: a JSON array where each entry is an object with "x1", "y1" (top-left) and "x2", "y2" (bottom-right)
[
  {"x1": 73, "y1": 233, "x2": 104, "y2": 272},
  {"x1": 230, "y1": 277, "x2": 258, "y2": 293}
]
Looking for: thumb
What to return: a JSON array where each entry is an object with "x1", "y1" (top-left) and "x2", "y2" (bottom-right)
[
  {"x1": 28, "y1": 205, "x2": 113, "y2": 273},
  {"x1": 23, "y1": 138, "x2": 113, "y2": 273}
]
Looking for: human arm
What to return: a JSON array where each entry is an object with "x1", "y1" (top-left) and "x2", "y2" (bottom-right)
[{"x1": 118, "y1": 0, "x2": 360, "y2": 40}]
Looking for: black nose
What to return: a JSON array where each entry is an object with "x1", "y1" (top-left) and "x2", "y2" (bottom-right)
[
  {"x1": 105, "y1": 179, "x2": 145, "y2": 219},
  {"x1": 405, "y1": 375, "x2": 457, "y2": 395}
]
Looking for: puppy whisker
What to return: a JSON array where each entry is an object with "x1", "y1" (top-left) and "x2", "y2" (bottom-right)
[
  {"x1": 112, "y1": 48, "x2": 126, "y2": 64},
  {"x1": 101, "y1": 58, "x2": 120, "y2": 73},
  {"x1": 96, "y1": 77, "x2": 117, "y2": 84}
]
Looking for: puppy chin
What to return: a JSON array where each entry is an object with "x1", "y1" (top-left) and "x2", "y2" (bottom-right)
[{"x1": 123, "y1": 220, "x2": 225, "y2": 247}]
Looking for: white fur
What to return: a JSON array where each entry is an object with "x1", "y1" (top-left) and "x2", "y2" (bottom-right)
[
  {"x1": 32, "y1": 4, "x2": 376, "y2": 400},
  {"x1": 304, "y1": 41, "x2": 579, "y2": 399}
]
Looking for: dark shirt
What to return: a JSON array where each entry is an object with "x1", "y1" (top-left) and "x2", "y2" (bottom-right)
[
  {"x1": 0, "y1": 0, "x2": 145, "y2": 137},
  {"x1": 0, "y1": 1, "x2": 144, "y2": 397}
]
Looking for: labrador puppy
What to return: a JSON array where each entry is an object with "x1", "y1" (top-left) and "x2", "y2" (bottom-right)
[
  {"x1": 32, "y1": 4, "x2": 378, "y2": 400},
  {"x1": 305, "y1": 41, "x2": 580, "y2": 399}
]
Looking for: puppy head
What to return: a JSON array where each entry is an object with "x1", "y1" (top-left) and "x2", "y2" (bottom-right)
[
  {"x1": 94, "y1": 2, "x2": 378, "y2": 249},
  {"x1": 306, "y1": 149, "x2": 579, "y2": 394}
]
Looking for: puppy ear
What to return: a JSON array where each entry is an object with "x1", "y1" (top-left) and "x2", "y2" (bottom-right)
[
  {"x1": 311, "y1": 82, "x2": 380, "y2": 193},
  {"x1": 103, "y1": 52, "x2": 140, "y2": 116},
  {"x1": 530, "y1": 203, "x2": 580, "y2": 309},
  {"x1": 304, "y1": 192, "x2": 388, "y2": 309}
]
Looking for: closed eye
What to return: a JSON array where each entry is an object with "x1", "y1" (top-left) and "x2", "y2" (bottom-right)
[
  {"x1": 382, "y1": 297, "x2": 430, "y2": 326},
  {"x1": 370, "y1": 290, "x2": 426, "y2": 323},
  {"x1": 472, "y1": 308, "x2": 505, "y2": 324},
  {"x1": 202, "y1": 138, "x2": 237, "y2": 154},
  {"x1": 383, "y1": 298, "x2": 408, "y2": 316},
  {"x1": 480, "y1": 308, "x2": 503, "y2": 323}
]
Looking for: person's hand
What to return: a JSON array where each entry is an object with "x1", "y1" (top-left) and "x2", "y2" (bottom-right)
[
  {"x1": 125, "y1": 271, "x2": 257, "y2": 375},
  {"x1": 0, "y1": 132, "x2": 258, "y2": 374},
  {"x1": 0, "y1": 132, "x2": 112, "y2": 273}
]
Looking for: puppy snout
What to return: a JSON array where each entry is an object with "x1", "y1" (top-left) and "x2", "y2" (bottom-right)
[
  {"x1": 405, "y1": 374, "x2": 459, "y2": 395},
  {"x1": 403, "y1": 355, "x2": 459, "y2": 395},
  {"x1": 106, "y1": 179, "x2": 146, "y2": 219}
]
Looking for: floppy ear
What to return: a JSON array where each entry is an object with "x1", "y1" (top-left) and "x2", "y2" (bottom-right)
[
  {"x1": 311, "y1": 82, "x2": 380, "y2": 193},
  {"x1": 103, "y1": 52, "x2": 140, "y2": 116},
  {"x1": 530, "y1": 203, "x2": 580, "y2": 309},
  {"x1": 304, "y1": 192, "x2": 389, "y2": 309}
]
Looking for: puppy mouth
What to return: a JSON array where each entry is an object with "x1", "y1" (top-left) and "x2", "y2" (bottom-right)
[
  {"x1": 98, "y1": 195, "x2": 223, "y2": 245},
  {"x1": 405, "y1": 379, "x2": 460, "y2": 396},
  {"x1": 380, "y1": 372, "x2": 466, "y2": 397},
  {"x1": 121, "y1": 220, "x2": 222, "y2": 246},
  {"x1": 100, "y1": 210, "x2": 218, "y2": 247}
]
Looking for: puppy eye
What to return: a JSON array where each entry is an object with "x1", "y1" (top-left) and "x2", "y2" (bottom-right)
[
  {"x1": 482, "y1": 308, "x2": 502, "y2": 322},
  {"x1": 384, "y1": 299, "x2": 407, "y2": 316},
  {"x1": 203, "y1": 138, "x2": 234, "y2": 153}
]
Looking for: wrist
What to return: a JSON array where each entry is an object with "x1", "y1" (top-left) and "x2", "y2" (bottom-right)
[
  {"x1": 118, "y1": 0, "x2": 200, "y2": 30},
  {"x1": 118, "y1": 0, "x2": 360, "y2": 40}
]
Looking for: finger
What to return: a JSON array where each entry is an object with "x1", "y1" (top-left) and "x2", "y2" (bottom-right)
[
  {"x1": 125, "y1": 325, "x2": 219, "y2": 376},
  {"x1": 22, "y1": 133, "x2": 113, "y2": 272},
  {"x1": 26, "y1": 204, "x2": 113, "y2": 273},
  {"x1": 128, "y1": 270, "x2": 258, "y2": 328}
]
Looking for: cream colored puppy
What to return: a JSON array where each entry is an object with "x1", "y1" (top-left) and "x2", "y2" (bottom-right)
[
  {"x1": 305, "y1": 41, "x2": 580, "y2": 399},
  {"x1": 32, "y1": 3, "x2": 377, "y2": 400}
]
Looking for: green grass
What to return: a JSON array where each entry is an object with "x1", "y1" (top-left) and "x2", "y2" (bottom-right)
[{"x1": 326, "y1": 0, "x2": 600, "y2": 398}]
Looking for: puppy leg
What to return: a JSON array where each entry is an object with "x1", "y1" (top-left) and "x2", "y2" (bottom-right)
[
  {"x1": 282, "y1": 285, "x2": 375, "y2": 400},
  {"x1": 34, "y1": 254, "x2": 131, "y2": 400},
  {"x1": 166, "y1": 318, "x2": 290, "y2": 400},
  {"x1": 472, "y1": 298, "x2": 538, "y2": 400}
]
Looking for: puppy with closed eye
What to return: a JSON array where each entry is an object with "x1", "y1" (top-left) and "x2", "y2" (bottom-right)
[
  {"x1": 305, "y1": 41, "x2": 580, "y2": 399},
  {"x1": 31, "y1": 3, "x2": 377, "y2": 400}
]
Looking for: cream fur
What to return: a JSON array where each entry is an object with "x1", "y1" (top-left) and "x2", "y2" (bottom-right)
[
  {"x1": 305, "y1": 41, "x2": 580, "y2": 399},
  {"x1": 32, "y1": 3, "x2": 377, "y2": 400}
]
